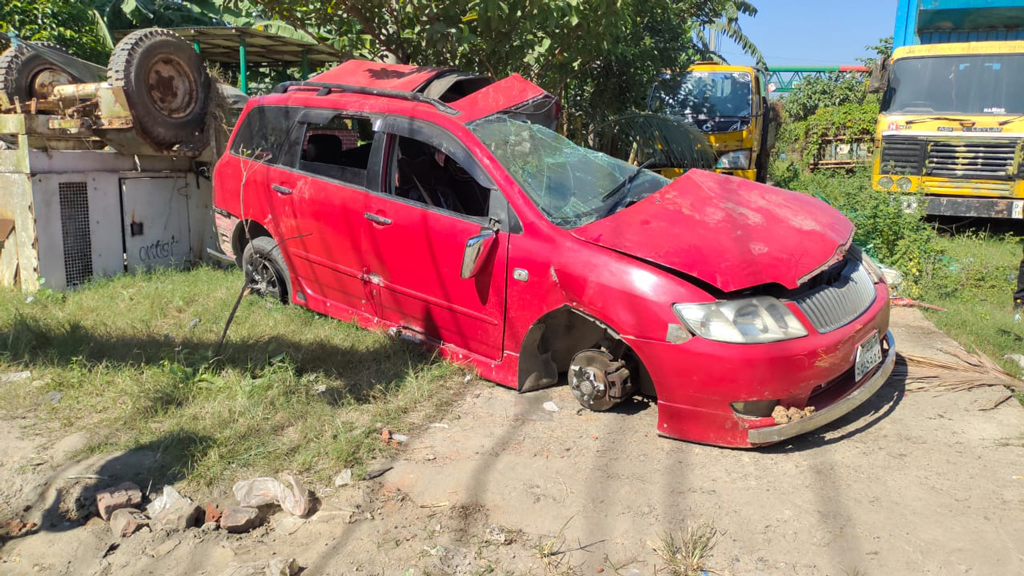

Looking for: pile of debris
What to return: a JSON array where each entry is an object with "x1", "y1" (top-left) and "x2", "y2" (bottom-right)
[{"x1": 97, "y1": 474, "x2": 311, "y2": 540}]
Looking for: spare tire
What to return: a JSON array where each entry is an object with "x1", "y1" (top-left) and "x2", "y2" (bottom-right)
[
  {"x1": 108, "y1": 28, "x2": 210, "y2": 149},
  {"x1": 0, "y1": 42, "x2": 80, "y2": 103}
]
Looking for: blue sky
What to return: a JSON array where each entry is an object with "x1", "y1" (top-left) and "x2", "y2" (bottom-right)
[{"x1": 723, "y1": 0, "x2": 898, "y2": 68}]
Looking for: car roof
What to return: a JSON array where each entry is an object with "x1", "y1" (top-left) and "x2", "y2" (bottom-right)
[{"x1": 251, "y1": 59, "x2": 551, "y2": 126}]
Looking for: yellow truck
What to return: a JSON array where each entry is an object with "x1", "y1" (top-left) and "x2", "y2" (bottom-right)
[
  {"x1": 649, "y1": 62, "x2": 775, "y2": 182},
  {"x1": 873, "y1": 1, "x2": 1024, "y2": 219}
]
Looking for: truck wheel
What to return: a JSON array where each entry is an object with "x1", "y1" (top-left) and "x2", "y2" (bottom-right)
[
  {"x1": 242, "y1": 236, "x2": 291, "y2": 305},
  {"x1": 0, "y1": 42, "x2": 79, "y2": 102},
  {"x1": 107, "y1": 28, "x2": 210, "y2": 149}
]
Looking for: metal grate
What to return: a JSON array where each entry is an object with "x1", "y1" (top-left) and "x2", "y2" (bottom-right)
[
  {"x1": 879, "y1": 137, "x2": 926, "y2": 175},
  {"x1": 59, "y1": 181, "x2": 93, "y2": 288},
  {"x1": 926, "y1": 140, "x2": 1017, "y2": 181},
  {"x1": 793, "y1": 259, "x2": 876, "y2": 334}
]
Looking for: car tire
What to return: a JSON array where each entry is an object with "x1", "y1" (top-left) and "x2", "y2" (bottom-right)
[
  {"x1": 0, "y1": 42, "x2": 81, "y2": 103},
  {"x1": 107, "y1": 28, "x2": 210, "y2": 150},
  {"x1": 242, "y1": 236, "x2": 291, "y2": 305}
]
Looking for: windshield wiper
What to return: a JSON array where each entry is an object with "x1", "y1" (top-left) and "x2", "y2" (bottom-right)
[
  {"x1": 904, "y1": 116, "x2": 971, "y2": 125},
  {"x1": 998, "y1": 115, "x2": 1024, "y2": 126},
  {"x1": 600, "y1": 158, "x2": 656, "y2": 217}
]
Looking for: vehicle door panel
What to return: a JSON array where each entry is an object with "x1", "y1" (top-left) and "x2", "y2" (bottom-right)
[{"x1": 362, "y1": 121, "x2": 508, "y2": 360}]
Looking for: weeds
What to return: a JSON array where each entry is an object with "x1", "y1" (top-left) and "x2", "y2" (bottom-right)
[
  {"x1": 0, "y1": 266, "x2": 469, "y2": 489},
  {"x1": 650, "y1": 520, "x2": 721, "y2": 576},
  {"x1": 533, "y1": 517, "x2": 583, "y2": 576}
]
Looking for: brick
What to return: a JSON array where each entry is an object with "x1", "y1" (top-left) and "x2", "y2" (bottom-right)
[
  {"x1": 95, "y1": 482, "x2": 142, "y2": 521},
  {"x1": 220, "y1": 506, "x2": 260, "y2": 533},
  {"x1": 109, "y1": 507, "x2": 149, "y2": 538},
  {"x1": 205, "y1": 502, "x2": 223, "y2": 524}
]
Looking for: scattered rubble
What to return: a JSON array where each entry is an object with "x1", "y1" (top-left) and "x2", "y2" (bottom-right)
[
  {"x1": 2, "y1": 518, "x2": 37, "y2": 537},
  {"x1": 363, "y1": 463, "x2": 394, "y2": 480},
  {"x1": 205, "y1": 502, "x2": 224, "y2": 524},
  {"x1": 109, "y1": 508, "x2": 149, "y2": 538},
  {"x1": 0, "y1": 371, "x2": 31, "y2": 384},
  {"x1": 153, "y1": 499, "x2": 202, "y2": 532},
  {"x1": 334, "y1": 469, "x2": 353, "y2": 487},
  {"x1": 542, "y1": 401, "x2": 559, "y2": 412},
  {"x1": 233, "y1": 475, "x2": 310, "y2": 517},
  {"x1": 221, "y1": 506, "x2": 260, "y2": 533},
  {"x1": 96, "y1": 482, "x2": 143, "y2": 520},
  {"x1": 771, "y1": 405, "x2": 816, "y2": 425},
  {"x1": 218, "y1": 558, "x2": 298, "y2": 576}
]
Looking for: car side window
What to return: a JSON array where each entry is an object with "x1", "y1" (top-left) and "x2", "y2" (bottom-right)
[
  {"x1": 296, "y1": 115, "x2": 377, "y2": 188},
  {"x1": 388, "y1": 134, "x2": 491, "y2": 219},
  {"x1": 230, "y1": 106, "x2": 301, "y2": 164}
]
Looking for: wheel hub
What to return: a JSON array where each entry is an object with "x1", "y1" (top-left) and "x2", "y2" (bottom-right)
[
  {"x1": 568, "y1": 349, "x2": 631, "y2": 412},
  {"x1": 146, "y1": 55, "x2": 197, "y2": 118},
  {"x1": 246, "y1": 255, "x2": 280, "y2": 299},
  {"x1": 31, "y1": 68, "x2": 73, "y2": 99}
]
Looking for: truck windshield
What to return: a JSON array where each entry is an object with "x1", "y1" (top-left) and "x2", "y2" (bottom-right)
[
  {"x1": 650, "y1": 71, "x2": 753, "y2": 130},
  {"x1": 469, "y1": 116, "x2": 669, "y2": 229},
  {"x1": 882, "y1": 54, "x2": 1024, "y2": 115}
]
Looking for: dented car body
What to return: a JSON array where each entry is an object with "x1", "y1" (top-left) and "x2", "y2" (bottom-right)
[{"x1": 212, "y1": 60, "x2": 895, "y2": 448}]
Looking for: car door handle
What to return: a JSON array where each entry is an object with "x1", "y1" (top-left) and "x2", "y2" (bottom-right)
[
  {"x1": 364, "y1": 212, "x2": 392, "y2": 226},
  {"x1": 272, "y1": 184, "x2": 293, "y2": 195}
]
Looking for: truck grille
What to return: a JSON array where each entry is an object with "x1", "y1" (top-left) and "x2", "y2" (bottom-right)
[
  {"x1": 879, "y1": 137, "x2": 925, "y2": 175},
  {"x1": 793, "y1": 260, "x2": 876, "y2": 334},
  {"x1": 926, "y1": 140, "x2": 1017, "y2": 181}
]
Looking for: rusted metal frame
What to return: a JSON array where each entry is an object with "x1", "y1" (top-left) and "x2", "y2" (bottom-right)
[{"x1": 271, "y1": 81, "x2": 459, "y2": 114}]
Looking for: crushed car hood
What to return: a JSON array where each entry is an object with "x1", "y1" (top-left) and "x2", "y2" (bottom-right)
[{"x1": 571, "y1": 170, "x2": 854, "y2": 293}]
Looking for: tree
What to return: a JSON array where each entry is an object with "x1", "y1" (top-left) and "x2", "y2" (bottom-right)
[
  {"x1": 236, "y1": 0, "x2": 756, "y2": 137},
  {"x1": 0, "y1": 0, "x2": 112, "y2": 62},
  {"x1": 694, "y1": 0, "x2": 765, "y2": 69}
]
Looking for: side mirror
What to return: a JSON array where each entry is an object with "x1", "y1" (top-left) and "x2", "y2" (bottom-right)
[
  {"x1": 461, "y1": 228, "x2": 497, "y2": 279},
  {"x1": 868, "y1": 57, "x2": 890, "y2": 94}
]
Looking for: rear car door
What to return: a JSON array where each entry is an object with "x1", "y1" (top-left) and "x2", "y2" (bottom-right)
[
  {"x1": 362, "y1": 117, "x2": 512, "y2": 360},
  {"x1": 269, "y1": 110, "x2": 383, "y2": 316}
]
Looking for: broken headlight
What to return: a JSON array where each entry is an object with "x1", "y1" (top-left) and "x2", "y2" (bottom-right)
[
  {"x1": 716, "y1": 149, "x2": 751, "y2": 170},
  {"x1": 673, "y1": 297, "x2": 808, "y2": 344}
]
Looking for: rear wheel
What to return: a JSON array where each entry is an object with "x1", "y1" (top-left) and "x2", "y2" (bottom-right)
[
  {"x1": 0, "y1": 42, "x2": 80, "y2": 102},
  {"x1": 107, "y1": 28, "x2": 210, "y2": 149},
  {"x1": 242, "y1": 236, "x2": 291, "y2": 305}
]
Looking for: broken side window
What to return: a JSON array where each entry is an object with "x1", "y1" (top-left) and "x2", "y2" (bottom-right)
[
  {"x1": 295, "y1": 115, "x2": 377, "y2": 189},
  {"x1": 229, "y1": 106, "x2": 302, "y2": 164}
]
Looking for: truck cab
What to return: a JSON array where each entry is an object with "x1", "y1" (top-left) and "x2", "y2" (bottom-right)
[
  {"x1": 873, "y1": 0, "x2": 1024, "y2": 219},
  {"x1": 649, "y1": 62, "x2": 773, "y2": 182}
]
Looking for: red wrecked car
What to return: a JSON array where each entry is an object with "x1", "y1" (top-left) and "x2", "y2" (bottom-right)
[{"x1": 212, "y1": 60, "x2": 895, "y2": 448}]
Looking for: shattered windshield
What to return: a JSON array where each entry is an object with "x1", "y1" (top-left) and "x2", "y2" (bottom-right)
[
  {"x1": 469, "y1": 116, "x2": 669, "y2": 228},
  {"x1": 650, "y1": 71, "x2": 753, "y2": 132}
]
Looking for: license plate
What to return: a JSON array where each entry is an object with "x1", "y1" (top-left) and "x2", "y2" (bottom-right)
[{"x1": 855, "y1": 332, "x2": 883, "y2": 381}]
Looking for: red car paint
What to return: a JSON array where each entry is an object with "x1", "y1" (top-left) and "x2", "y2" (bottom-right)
[{"x1": 213, "y1": 60, "x2": 893, "y2": 448}]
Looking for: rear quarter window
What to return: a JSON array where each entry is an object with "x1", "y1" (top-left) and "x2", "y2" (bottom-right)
[{"x1": 229, "y1": 105, "x2": 301, "y2": 164}]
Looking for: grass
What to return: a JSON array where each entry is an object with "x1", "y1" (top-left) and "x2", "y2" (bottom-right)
[
  {"x1": 918, "y1": 230, "x2": 1024, "y2": 390},
  {"x1": 649, "y1": 520, "x2": 721, "y2": 576},
  {"x1": 0, "y1": 266, "x2": 469, "y2": 488}
]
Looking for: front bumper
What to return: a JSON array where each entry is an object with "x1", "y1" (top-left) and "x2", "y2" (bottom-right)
[
  {"x1": 746, "y1": 330, "x2": 895, "y2": 444},
  {"x1": 623, "y1": 283, "x2": 892, "y2": 447},
  {"x1": 919, "y1": 195, "x2": 1024, "y2": 219}
]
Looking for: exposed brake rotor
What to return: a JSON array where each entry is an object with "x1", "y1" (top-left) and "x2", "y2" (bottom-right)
[{"x1": 568, "y1": 349, "x2": 632, "y2": 412}]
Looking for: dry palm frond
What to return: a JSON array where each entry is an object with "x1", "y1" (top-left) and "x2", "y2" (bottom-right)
[{"x1": 896, "y1": 346, "x2": 1024, "y2": 394}]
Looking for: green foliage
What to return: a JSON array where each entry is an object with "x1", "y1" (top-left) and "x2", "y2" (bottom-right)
[
  {"x1": 774, "y1": 71, "x2": 879, "y2": 169},
  {"x1": 0, "y1": 0, "x2": 111, "y2": 62},
  {"x1": 778, "y1": 168, "x2": 941, "y2": 297},
  {"x1": 694, "y1": 0, "x2": 765, "y2": 68},
  {"x1": 858, "y1": 36, "x2": 893, "y2": 66},
  {"x1": 238, "y1": 0, "x2": 756, "y2": 138}
]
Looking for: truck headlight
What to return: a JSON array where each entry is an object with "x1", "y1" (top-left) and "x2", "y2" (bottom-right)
[
  {"x1": 716, "y1": 149, "x2": 751, "y2": 170},
  {"x1": 673, "y1": 297, "x2": 808, "y2": 344}
]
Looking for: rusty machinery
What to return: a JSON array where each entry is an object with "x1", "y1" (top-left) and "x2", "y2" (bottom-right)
[{"x1": 0, "y1": 29, "x2": 223, "y2": 292}]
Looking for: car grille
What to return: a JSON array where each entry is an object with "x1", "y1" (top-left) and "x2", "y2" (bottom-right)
[
  {"x1": 879, "y1": 137, "x2": 925, "y2": 175},
  {"x1": 793, "y1": 260, "x2": 876, "y2": 334},
  {"x1": 926, "y1": 140, "x2": 1016, "y2": 181}
]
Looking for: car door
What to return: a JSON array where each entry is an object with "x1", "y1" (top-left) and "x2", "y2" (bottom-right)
[
  {"x1": 361, "y1": 117, "x2": 512, "y2": 361},
  {"x1": 266, "y1": 109, "x2": 382, "y2": 316}
]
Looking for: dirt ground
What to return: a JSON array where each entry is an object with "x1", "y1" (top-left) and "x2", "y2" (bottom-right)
[{"x1": 1, "y1": 308, "x2": 1022, "y2": 575}]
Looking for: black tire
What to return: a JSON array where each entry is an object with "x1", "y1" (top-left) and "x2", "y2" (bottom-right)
[
  {"x1": 242, "y1": 236, "x2": 291, "y2": 305},
  {"x1": 107, "y1": 28, "x2": 210, "y2": 149},
  {"x1": 0, "y1": 42, "x2": 80, "y2": 102}
]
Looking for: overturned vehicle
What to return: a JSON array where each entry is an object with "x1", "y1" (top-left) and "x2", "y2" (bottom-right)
[{"x1": 212, "y1": 60, "x2": 895, "y2": 448}]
